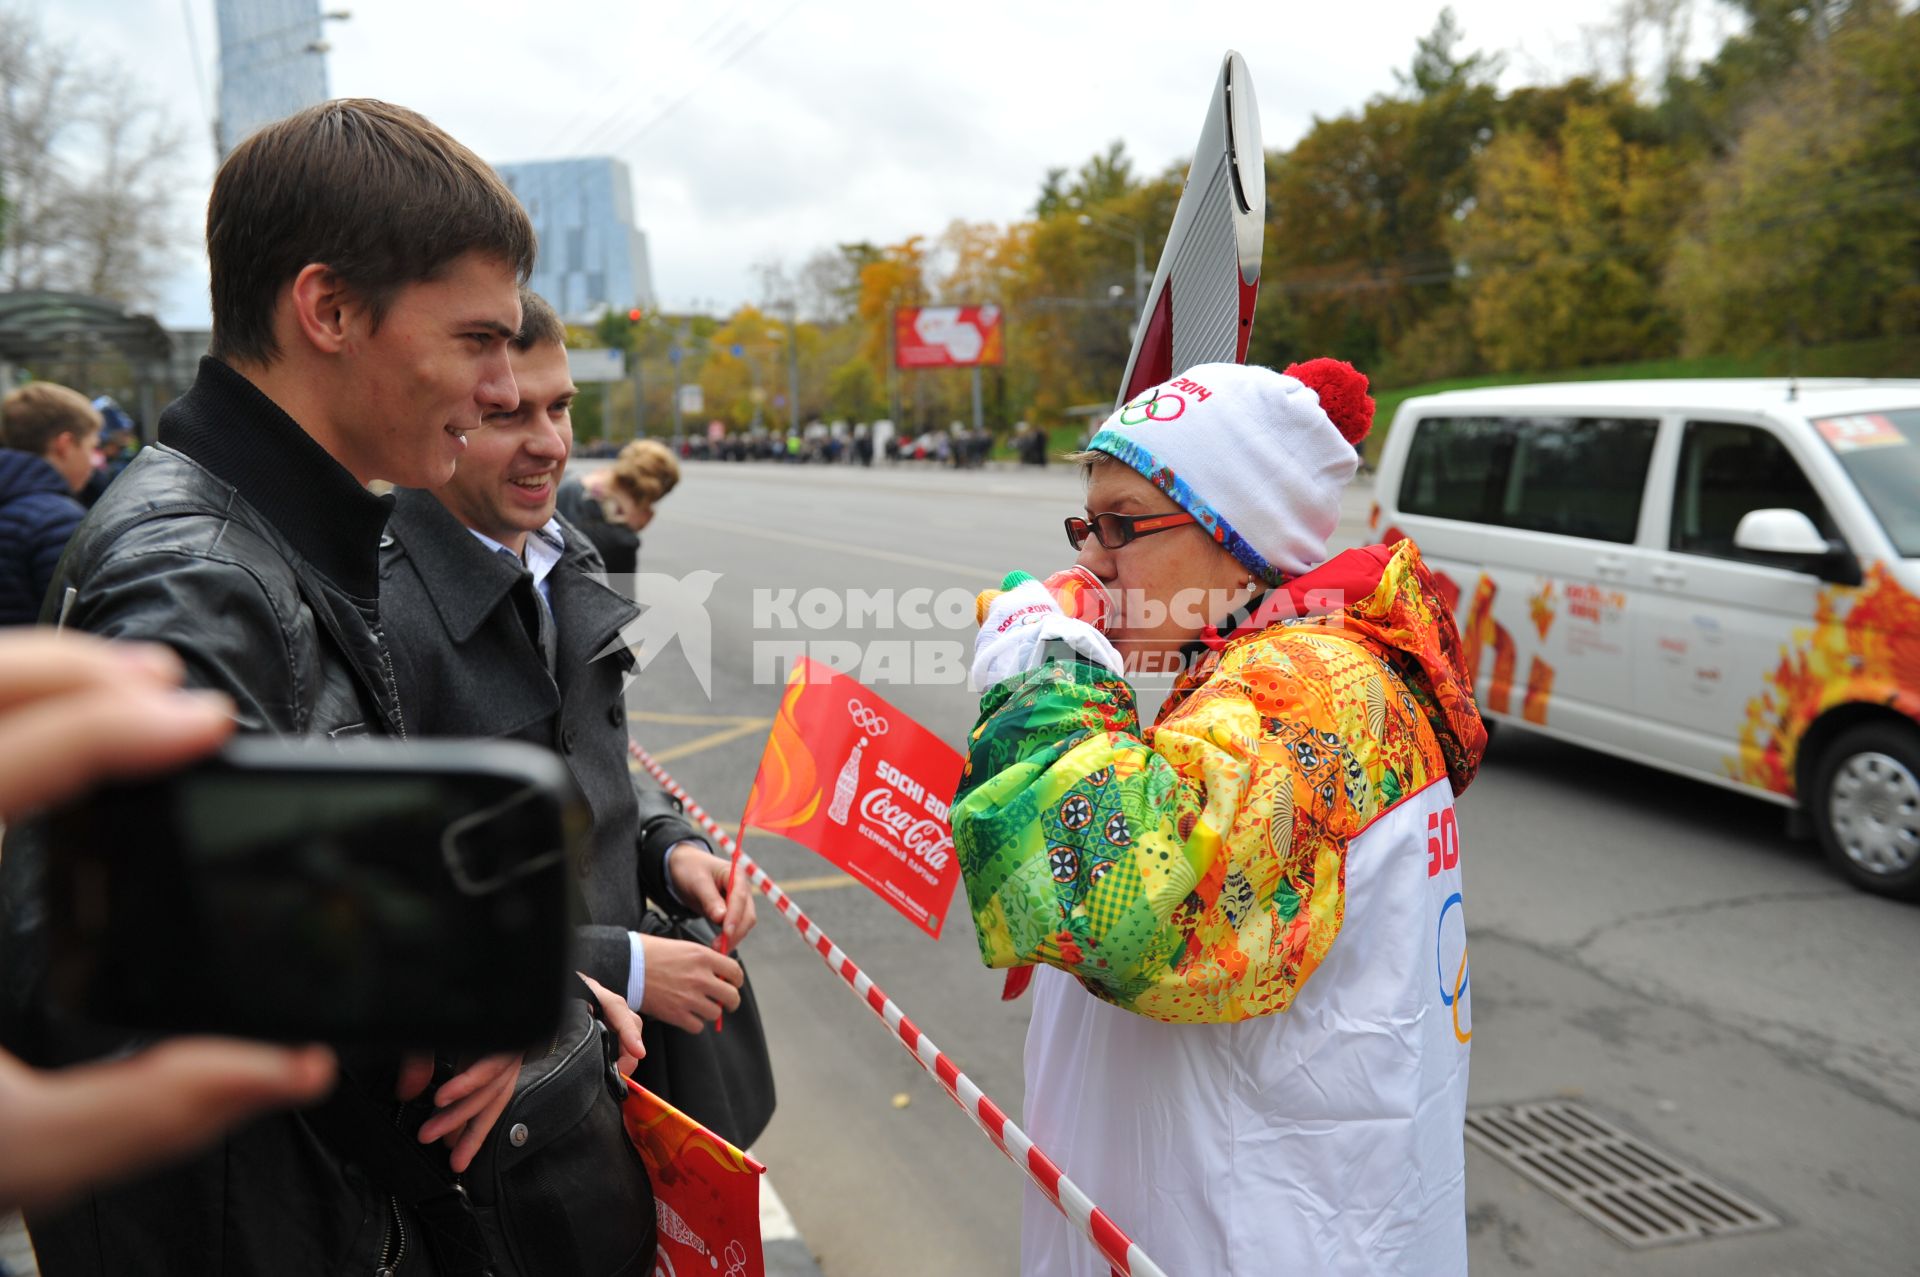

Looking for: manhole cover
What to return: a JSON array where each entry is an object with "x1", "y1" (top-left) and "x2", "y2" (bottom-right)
[{"x1": 1465, "y1": 1101, "x2": 1781, "y2": 1249}]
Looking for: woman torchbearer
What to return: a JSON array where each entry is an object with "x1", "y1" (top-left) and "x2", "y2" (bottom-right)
[{"x1": 953, "y1": 359, "x2": 1487, "y2": 1277}]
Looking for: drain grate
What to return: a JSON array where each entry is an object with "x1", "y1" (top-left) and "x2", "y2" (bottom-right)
[{"x1": 1465, "y1": 1101, "x2": 1781, "y2": 1249}]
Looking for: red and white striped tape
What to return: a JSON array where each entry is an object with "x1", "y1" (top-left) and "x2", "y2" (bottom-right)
[{"x1": 629, "y1": 739, "x2": 1167, "y2": 1277}]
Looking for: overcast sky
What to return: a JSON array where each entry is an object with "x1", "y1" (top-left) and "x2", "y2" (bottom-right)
[{"x1": 50, "y1": 0, "x2": 1736, "y2": 327}]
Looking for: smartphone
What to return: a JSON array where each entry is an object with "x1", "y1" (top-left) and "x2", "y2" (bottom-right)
[{"x1": 43, "y1": 736, "x2": 587, "y2": 1051}]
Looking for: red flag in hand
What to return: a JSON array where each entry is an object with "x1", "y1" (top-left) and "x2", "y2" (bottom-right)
[{"x1": 741, "y1": 659, "x2": 964, "y2": 938}]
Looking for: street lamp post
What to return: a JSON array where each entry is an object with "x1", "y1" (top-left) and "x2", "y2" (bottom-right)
[
  {"x1": 668, "y1": 329, "x2": 685, "y2": 448},
  {"x1": 212, "y1": 8, "x2": 352, "y2": 160},
  {"x1": 758, "y1": 307, "x2": 802, "y2": 435},
  {"x1": 1077, "y1": 211, "x2": 1147, "y2": 308},
  {"x1": 1069, "y1": 197, "x2": 1148, "y2": 308}
]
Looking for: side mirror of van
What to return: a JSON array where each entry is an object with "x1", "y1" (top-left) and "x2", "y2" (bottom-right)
[{"x1": 1732, "y1": 509, "x2": 1863, "y2": 586}]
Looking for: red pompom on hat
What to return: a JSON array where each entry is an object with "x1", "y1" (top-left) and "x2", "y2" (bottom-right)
[{"x1": 1284, "y1": 358, "x2": 1374, "y2": 445}]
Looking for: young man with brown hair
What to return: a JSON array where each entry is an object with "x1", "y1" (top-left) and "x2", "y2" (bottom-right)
[
  {"x1": 0, "y1": 383, "x2": 98, "y2": 625},
  {"x1": 0, "y1": 99, "x2": 534, "y2": 1275}
]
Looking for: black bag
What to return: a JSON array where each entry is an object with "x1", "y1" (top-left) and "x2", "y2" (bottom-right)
[
  {"x1": 630, "y1": 914, "x2": 777, "y2": 1150},
  {"x1": 458, "y1": 996, "x2": 656, "y2": 1276},
  {"x1": 314, "y1": 991, "x2": 655, "y2": 1277}
]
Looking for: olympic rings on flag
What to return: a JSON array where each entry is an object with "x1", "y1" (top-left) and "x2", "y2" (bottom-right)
[{"x1": 847, "y1": 699, "x2": 890, "y2": 736}]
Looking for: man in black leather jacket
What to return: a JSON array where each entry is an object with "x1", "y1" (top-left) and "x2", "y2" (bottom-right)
[{"x1": 1, "y1": 99, "x2": 533, "y2": 1275}]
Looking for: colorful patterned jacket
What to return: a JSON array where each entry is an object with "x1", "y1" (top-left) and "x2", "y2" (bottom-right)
[{"x1": 953, "y1": 538, "x2": 1485, "y2": 1024}]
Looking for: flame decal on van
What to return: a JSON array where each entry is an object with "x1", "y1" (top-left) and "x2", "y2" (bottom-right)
[
  {"x1": 1734, "y1": 566, "x2": 1920, "y2": 795},
  {"x1": 1459, "y1": 572, "x2": 1556, "y2": 726}
]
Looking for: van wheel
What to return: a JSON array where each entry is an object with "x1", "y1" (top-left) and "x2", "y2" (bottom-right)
[{"x1": 1810, "y1": 722, "x2": 1920, "y2": 900}]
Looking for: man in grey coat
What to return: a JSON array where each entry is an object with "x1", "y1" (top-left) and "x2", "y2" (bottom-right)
[{"x1": 379, "y1": 289, "x2": 754, "y2": 1051}]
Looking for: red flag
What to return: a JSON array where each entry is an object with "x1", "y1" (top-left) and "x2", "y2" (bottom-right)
[
  {"x1": 740, "y1": 658, "x2": 964, "y2": 938},
  {"x1": 623, "y1": 1079, "x2": 765, "y2": 1277}
]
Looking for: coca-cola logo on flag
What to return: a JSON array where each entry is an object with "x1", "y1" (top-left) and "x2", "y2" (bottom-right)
[{"x1": 741, "y1": 660, "x2": 963, "y2": 937}]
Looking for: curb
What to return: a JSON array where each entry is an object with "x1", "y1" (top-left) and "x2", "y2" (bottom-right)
[{"x1": 760, "y1": 1170, "x2": 825, "y2": 1276}]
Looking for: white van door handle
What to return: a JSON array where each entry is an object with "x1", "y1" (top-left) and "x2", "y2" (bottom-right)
[
  {"x1": 1595, "y1": 554, "x2": 1629, "y2": 580},
  {"x1": 1651, "y1": 565, "x2": 1688, "y2": 588}
]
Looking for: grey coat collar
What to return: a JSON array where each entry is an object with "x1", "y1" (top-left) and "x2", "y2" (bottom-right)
[{"x1": 386, "y1": 487, "x2": 640, "y2": 669}]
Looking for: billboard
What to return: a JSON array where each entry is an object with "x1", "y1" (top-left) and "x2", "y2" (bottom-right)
[
  {"x1": 567, "y1": 347, "x2": 626, "y2": 383},
  {"x1": 894, "y1": 305, "x2": 1004, "y2": 369}
]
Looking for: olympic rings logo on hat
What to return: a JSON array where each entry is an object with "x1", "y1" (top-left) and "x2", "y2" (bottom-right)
[
  {"x1": 848, "y1": 700, "x2": 890, "y2": 736},
  {"x1": 1117, "y1": 387, "x2": 1186, "y2": 426}
]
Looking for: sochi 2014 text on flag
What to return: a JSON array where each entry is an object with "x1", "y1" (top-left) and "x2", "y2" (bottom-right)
[{"x1": 740, "y1": 658, "x2": 964, "y2": 937}]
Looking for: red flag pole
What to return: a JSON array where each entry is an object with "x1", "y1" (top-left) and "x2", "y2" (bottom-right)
[{"x1": 630, "y1": 738, "x2": 1167, "y2": 1277}]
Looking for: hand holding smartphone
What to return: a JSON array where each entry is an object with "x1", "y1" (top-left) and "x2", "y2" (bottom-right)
[{"x1": 43, "y1": 736, "x2": 585, "y2": 1051}]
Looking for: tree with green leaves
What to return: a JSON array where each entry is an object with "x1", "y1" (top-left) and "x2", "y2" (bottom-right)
[
  {"x1": 1665, "y1": 2, "x2": 1920, "y2": 354},
  {"x1": 1261, "y1": 10, "x2": 1501, "y2": 377},
  {"x1": 1453, "y1": 100, "x2": 1691, "y2": 371}
]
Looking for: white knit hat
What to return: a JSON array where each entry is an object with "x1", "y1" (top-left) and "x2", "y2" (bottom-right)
[{"x1": 1085, "y1": 359, "x2": 1374, "y2": 583}]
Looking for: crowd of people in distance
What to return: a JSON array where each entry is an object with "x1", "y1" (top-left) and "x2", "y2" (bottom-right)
[{"x1": 671, "y1": 420, "x2": 1061, "y2": 468}]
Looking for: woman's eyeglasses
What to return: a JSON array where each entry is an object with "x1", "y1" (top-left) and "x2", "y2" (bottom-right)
[{"x1": 1064, "y1": 510, "x2": 1198, "y2": 551}]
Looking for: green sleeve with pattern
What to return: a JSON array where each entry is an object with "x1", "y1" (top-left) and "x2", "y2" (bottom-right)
[{"x1": 951, "y1": 655, "x2": 1214, "y2": 1006}]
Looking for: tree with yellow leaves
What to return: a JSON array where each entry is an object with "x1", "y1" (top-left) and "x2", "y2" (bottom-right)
[{"x1": 1451, "y1": 100, "x2": 1690, "y2": 372}]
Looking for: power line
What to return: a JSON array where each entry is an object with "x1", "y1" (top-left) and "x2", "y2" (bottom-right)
[
  {"x1": 550, "y1": 2, "x2": 758, "y2": 157},
  {"x1": 177, "y1": 0, "x2": 213, "y2": 138},
  {"x1": 602, "y1": 0, "x2": 808, "y2": 157},
  {"x1": 573, "y1": 9, "x2": 771, "y2": 156}
]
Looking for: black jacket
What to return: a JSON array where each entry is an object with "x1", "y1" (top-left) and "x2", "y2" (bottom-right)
[
  {"x1": 4, "y1": 358, "x2": 415, "y2": 1275},
  {"x1": 39, "y1": 359, "x2": 403, "y2": 735},
  {"x1": 377, "y1": 488, "x2": 706, "y2": 990},
  {"x1": 0, "y1": 447, "x2": 85, "y2": 625},
  {"x1": 554, "y1": 477, "x2": 638, "y2": 577}
]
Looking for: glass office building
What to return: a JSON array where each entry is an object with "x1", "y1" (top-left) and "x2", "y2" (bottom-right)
[
  {"x1": 215, "y1": 0, "x2": 330, "y2": 156},
  {"x1": 495, "y1": 158, "x2": 657, "y2": 321}
]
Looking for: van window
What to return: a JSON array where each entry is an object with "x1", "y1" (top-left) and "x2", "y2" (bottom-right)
[
  {"x1": 1670, "y1": 421, "x2": 1839, "y2": 563},
  {"x1": 1812, "y1": 408, "x2": 1920, "y2": 557},
  {"x1": 1399, "y1": 415, "x2": 1657, "y2": 543}
]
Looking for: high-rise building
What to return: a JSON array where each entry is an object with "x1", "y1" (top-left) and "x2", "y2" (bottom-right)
[
  {"x1": 214, "y1": 0, "x2": 331, "y2": 156},
  {"x1": 495, "y1": 158, "x2": 656, "y2": 321}
]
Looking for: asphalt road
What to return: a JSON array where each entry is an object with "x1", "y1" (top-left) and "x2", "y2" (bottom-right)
[{"x1": 615, "y1": 459, "x2": 1920, "y2": 1277}]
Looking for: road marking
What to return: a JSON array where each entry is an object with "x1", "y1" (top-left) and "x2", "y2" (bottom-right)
[
  {"x1": 667, "y1": 512, "x2": 1001, "y2": 581},
  {"x1": 647, "y1": 719, "x2": 770, "y2": 763},
  {"x1": 629, "y1": 710, "x2": 765, "y2": 727},
  {"x1": 777, "y1": 873, "x2": 859, "y2": 892},
  {"x1": 625, "y1": 711, "x2": 771, "y2": 762}
]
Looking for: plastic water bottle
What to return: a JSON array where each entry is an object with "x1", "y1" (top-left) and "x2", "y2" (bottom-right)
[{"x1": 974, "y1": 566, "x2": 1114, "y2": 632}]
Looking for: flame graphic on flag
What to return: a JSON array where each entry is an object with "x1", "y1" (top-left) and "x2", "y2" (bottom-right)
[
  {"x1": 742, "y1": 675, "x2": 821, "y2": 831},
  {"x1": 623, "y1": 1087, "x2": 763, "y2": 1180},
  {"x1": 622, "y1": 1080, "x2": 764, "y2": 1277}
]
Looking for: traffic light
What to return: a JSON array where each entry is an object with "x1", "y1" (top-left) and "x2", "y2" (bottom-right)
[{"x1": 627, "y1": 308, "x2": 644, "y2": 323}]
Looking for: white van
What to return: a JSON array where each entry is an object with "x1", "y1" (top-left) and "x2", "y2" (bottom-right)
[{"x1": 1371, "y1": 379, "x2": 1920, "y2": 898}]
